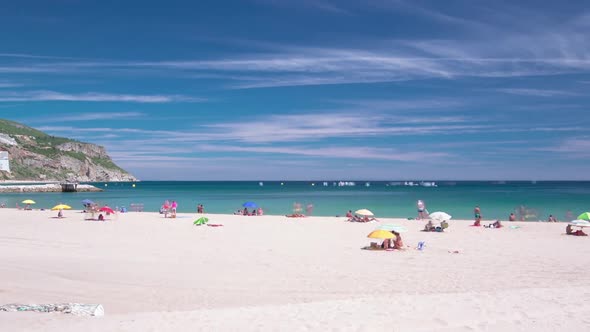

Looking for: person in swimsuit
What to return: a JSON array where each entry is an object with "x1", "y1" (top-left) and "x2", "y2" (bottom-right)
[
  {"x1": 473, "y1": 206, "x2": 482, "y2": 226},
  {"x1": 424, "y1": 220, "x2": 435, "y2": 232},
  {"x1": 392, "y1": 231, "x2": 404, "y2": 249},
  {"x1": 416, "y1": 200, "x2": 427, "y2": 219}
]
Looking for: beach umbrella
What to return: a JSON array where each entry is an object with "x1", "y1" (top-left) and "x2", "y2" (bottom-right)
[
  {"x1": 51, "y1": 204, "x2": 72, "y2": 210},
  {"x1": 429, "y1": 211, "x2": 452, "y2": 222},
  {"x1": 193, "y1": 217, "x2": 209, "y2": 226},
  {"x1": 242, "y1": 202, "x2": 258, "y2": 208},
  {"x1": 99, "y1": 206, "x2": 115, "y2": 214},
  {"x1": 22, "y1": 199, "x2": 36, "y2": 204},
  {"x1": 82, "y1": 199, "x2": 94, "y2": 206},
  {"x1": 577, "y1": 212, "x2": 590, "y2": 221},
  {"x1": 367, "y1": 230, "x2": 396, "y2": 240},
  {"x1": 569, "y1": 220, "x2": 590, "y2": 227},
  {"x1": 377, "y1": 224, "x2": 408, "y2": 233},
  {"x1": 355, "y1": 209, "x2": 374, "y2": 216}
]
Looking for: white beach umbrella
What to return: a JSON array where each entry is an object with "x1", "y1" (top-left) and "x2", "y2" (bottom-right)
[
  {"x1": 377, "y1": 224, "x2": 408, "y2": 233},
  {"x1": 569, "y1": 220, "x2": 590, "y2": 227},
  {"x1": 355, "y1": 209, "x2": 374, "y2": 216},
  {"x1": 429, "y1": 211, "x2": 452, "y2": 222}
]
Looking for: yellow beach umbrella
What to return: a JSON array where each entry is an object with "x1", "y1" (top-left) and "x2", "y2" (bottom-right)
[
  {"x1": 51, "y1": 204, "x2": 72, "y2": 210},
  {"x1": 22, "y1": 199, "x2": 36, "y2": 204},
  {"x1": 355, "y1": 209, "x2": 374, "y2": 216},
  {"x1": 367, "y1": 230, "x2": 396, "y2": 240}
]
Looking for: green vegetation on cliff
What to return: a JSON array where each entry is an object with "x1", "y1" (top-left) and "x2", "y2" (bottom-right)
[{"x1": 0, "y1": 119, "x2": 136, "y2": 181}]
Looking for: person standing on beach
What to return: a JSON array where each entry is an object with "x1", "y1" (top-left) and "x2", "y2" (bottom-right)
[
  {"x1": 416, "y1": 200, "x2": 428, "y2": 219},
  {"x1": 306, "y1": 203, "x2": 314, "y2": 216},
  {"x1": 474, "y1": 206, "x2": 482, "y2": 226},
  {"x1": 170, "y1": 201, "x2": 178, "y2": 218}
]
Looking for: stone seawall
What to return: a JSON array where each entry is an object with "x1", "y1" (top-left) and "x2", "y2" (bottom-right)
[{"x1": 0, "y1": 184, "x2": 102, "y2": 193}]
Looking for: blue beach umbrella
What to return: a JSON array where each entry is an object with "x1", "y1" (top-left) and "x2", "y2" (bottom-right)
[
  {"x1": 82, "y1": 199, "x2": 94, "y2": 206},
  {"x1": 242, "y1": 202, "x2": 258, "y2": 208}
]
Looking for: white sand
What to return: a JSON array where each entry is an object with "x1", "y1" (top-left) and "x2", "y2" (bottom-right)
[{"x1": 1, "y1": 209, "x2": 589, "y2": 331}]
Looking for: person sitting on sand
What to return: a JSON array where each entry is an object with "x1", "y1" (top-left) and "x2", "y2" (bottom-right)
[
  {"x1": 392, "y1": 231, "x2": 404, "y2": 249},
  {"x1": 243, "y1": 208, "x2": 249, "y2": 216},
  {"x1": 509, "y1": 213, "x2": 516, "y2": 221},
  {"x1": 548, "y1": 215, "x2": 557, "y2": 222},
  {"x1": 57, "y1": 209, "x2": 63, "y2": 218},
  {"x1": 381, "y1": 238, "x2": 391, "y2": 249},
  {"x1": 424, "y1": 220, "x2": 435, "y2": 231},
  {"x1": 347, "y1": 214, "x2": 360, "y2": 222},
  {"x1": 98, "y1": 213, "x2": 104, "y2": 221},
  {"x1": 485, "y1": 220, "x2": 502, "y2": 228},
  {"x1": 567, "y1": 224, "x2": 588, "y2": 236},
  {"x1": 346, "y1": 210, "x2": 353, "y2": 218}
]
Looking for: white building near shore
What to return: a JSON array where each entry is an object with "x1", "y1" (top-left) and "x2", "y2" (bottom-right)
[{"x1": 0, "y1": 151, "x2": 10, "y2": 172}]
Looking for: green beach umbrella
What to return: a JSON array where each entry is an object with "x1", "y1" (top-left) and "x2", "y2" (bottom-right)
[
  {"x1": 193, "y1": 217, "x2": 209, "y2": 226},
  {"x1": 577, "y1": 212, "x2": 590, "y2": 221}
]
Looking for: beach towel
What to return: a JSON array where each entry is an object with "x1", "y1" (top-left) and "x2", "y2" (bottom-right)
[
  {"x1": 0, "y1": 303, "x2": 104, "y2": 317},
  {"x1": 193, "y1": 217, "x2": 209, "y2": 226}
]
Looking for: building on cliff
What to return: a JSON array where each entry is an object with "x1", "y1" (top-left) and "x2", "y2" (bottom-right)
[{"x1": 0, "y1": 151, "x2": 9, "y2": 172}]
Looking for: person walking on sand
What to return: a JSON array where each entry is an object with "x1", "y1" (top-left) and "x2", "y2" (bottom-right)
[{"x1": 306, "y1": 203, "x2": 314, "y2": 216}]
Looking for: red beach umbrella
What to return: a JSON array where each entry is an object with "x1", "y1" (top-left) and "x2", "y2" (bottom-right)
[{"x1": 99, "y1": 206, "x2": 115, "y2": 214}]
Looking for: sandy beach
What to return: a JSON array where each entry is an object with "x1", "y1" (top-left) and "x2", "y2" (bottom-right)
[{"x1": 1, "y1": 209, "x2": 589, "y2": 331}]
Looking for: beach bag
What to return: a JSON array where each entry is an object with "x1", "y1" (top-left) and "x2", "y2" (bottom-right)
[{"x1": 416, "y1": 241, "x2": 426, "y2": 251}]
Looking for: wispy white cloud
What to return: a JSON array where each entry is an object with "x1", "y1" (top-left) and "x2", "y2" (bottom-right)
[
  {"x1": 254, "y1": 0, "x2": 352, "y2": 15},
  {"x1": 39, "y1": 112, "x2": 146, "y2": 122},
  {"x1": 495, "y1": 88, "x2": 581, "y2": 97},
  {"x1": 197, "y1": 144, "x2": 451, "y2": 161},
  {"x1": 0, "y1": 91, "x2": 204, "y2": 103},
  {"x1": 535, "y1": 137, "x2": 590, "y2": 155},
  {"x1": 0, "y1": 53, "x2": 77, "y2": 60},
  {"x1": 0, "y1": 82, "x2": 23, "y2": 88}
]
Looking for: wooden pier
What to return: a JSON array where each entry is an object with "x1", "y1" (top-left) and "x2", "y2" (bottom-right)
[{"x1": 60, "y1": 182, "x2": 79, "y2": 192}]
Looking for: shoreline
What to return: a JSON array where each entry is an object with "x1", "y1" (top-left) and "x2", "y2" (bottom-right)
[{"x1": 0, "y1": 183, "x2": 102, "y2": 193}]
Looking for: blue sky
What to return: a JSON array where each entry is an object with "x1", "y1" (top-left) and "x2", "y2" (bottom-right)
[{"x1": 1, "y1": 0, "x2": 589, "y2": 180}]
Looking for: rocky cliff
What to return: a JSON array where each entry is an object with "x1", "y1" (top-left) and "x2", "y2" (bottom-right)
[{"x1": 0, "y1": 119, "x2": 137, "y2": 182}]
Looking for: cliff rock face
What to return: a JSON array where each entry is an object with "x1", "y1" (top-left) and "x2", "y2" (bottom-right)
[{"x1": 0, "y1": 119, "x2": 137, "y2": 182}]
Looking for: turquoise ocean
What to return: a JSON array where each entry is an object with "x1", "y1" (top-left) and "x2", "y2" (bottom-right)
[{"x1": 1, "y1": 181, "x2": 589, "y2": 221}]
